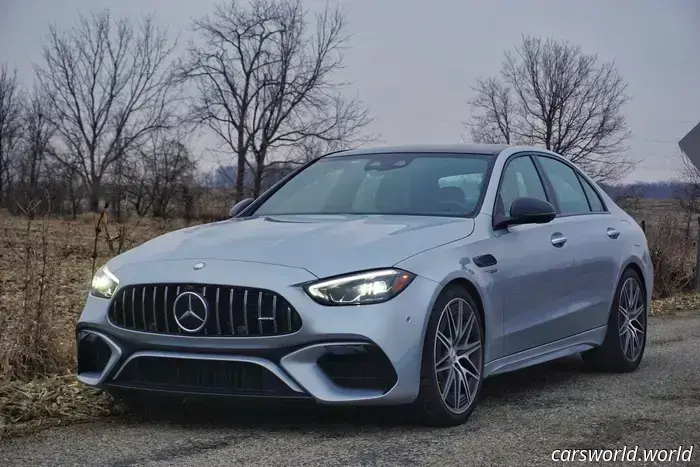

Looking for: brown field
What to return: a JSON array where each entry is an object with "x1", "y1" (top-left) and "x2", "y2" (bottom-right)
[{"x1": 1, "y1": 198, "x2": 699, "y2": 436}]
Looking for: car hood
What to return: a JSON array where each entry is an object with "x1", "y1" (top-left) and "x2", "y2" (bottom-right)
[{"x1": 108, "y1": 214, "x2": 474, "y2": 278}]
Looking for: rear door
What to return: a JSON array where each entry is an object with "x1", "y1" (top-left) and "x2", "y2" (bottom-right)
[{"x1": 534, "y1": 154, "x2": 622, "y2": 331}]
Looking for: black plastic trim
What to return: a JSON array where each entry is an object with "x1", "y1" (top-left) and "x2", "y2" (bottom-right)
[{"x1": 472, "y1": 254, "x2": 498, "y2": 268}]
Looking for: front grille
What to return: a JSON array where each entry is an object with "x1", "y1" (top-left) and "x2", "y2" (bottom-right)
[
  {"x1": 317, "y1": 345, "x2": 398, "y2": 393},
  {"x1": 108, "y1": 284, "x2": 302, "y2": 337},
  {"x1": 110, "y1": 357, "x2": 301, "y2": 397}
]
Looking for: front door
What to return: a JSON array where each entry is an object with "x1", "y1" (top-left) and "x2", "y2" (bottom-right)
[{"x1": 489, "y1": 154, "x2": 577, "y2": 357}]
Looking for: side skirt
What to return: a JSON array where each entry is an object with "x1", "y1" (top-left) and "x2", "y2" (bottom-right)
[{"x1": 483, "y1": 325, "x2": 607, "y2": 377}]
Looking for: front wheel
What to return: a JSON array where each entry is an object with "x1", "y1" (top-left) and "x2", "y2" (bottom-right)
[
  {"x1": 414, "y1": 285, "x2": 485, "y2": 426},
  {"x1": 582, "y1": 268, "x2": 647, "y2": 372}
]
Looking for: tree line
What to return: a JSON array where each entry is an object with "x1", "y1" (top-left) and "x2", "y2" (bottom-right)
[{"x1": 1, "y1": 0, "x2": 645, "y2": 219}]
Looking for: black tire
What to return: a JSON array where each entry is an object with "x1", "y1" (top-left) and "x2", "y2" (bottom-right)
[
  {"x1": 582, "y1": 268, "x2": 647, "y2": 373},
  {"x1": 414, "y1": 285, "x2": 485, "y2": 426}
]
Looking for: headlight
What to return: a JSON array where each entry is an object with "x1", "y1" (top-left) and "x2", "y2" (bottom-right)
[
  {"x1": 91, "y1": 265, "x2": 119, "y2": 299},
  {"x1": 304, "y1": 269, "x2": 415, "y2": 306}
]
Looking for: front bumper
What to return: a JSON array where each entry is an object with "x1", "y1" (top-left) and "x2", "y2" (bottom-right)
[{"x1": 76, "y1": 259, "x2": 439, "y2": 406}]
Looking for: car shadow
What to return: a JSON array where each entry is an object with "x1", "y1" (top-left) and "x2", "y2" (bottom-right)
[{"x1": 125, "y1": 354, "x2": 586, "y2": 430}]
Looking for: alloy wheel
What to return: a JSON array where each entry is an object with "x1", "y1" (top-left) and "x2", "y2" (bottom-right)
[
  {"x1": 618, "y1": 277, "x2": 646, "y2": 362},
  {"x1": 434, "y1": 297, "x2": 483, "y2": 414}
]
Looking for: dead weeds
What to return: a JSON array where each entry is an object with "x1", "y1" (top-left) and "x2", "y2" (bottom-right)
[{"x1": 0, "y1": 374, "x2": 124, "y2": 440}]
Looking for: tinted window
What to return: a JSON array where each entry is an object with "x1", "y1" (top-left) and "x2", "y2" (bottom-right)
[
  {"x1": 579, "y1": 175, "x2": 605, "y2": 212},
  {"x1": 537, "y1": 156, "x2": 590, "y2": 214},
  {"x1": 497, "y1": 156, "x2": 548, "y2": 217},
  {"x1": 253, "y1": 153, "x2": 491, "y2": 217}
]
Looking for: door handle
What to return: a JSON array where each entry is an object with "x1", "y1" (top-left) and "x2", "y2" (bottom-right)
[
  {"x1": 607, "y1": 228, "x2": 620, "y2": 239},
  {"x1": 551, "y1": 233, "x2": 567, "y2": 247}
]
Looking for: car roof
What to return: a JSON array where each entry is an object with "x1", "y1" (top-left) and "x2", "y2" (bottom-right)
[{"x1": 323, "y1": 143, "x2": 510, "y2": 158}]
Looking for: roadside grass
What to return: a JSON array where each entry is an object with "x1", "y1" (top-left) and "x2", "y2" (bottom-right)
[
  {"x1": 0, "y1": 374, "x2": 123, "y2": 439},
  {"x1": 1, "y1": 203, "x2": 700, "y2": 439}
]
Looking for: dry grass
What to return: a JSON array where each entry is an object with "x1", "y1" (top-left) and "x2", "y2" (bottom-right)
[
  {"x1": 0, "y1": 374, "x2": 124, "y2": 439},
  {"x1": 0, "y1": 210, "x2": 196, "y2": 437},
  {"x1": 0, "y1": 197, "x2": 700, "y2": 438}
]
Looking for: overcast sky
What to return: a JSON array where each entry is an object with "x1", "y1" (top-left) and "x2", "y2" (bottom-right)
[{"x1": 2, "y1": 0, "x2": 698, "y2": 182}]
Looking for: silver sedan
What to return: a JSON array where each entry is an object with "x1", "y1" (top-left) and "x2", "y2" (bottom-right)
[{"x1": 77, "y1": 144, "x2": 652, "y2": 426}]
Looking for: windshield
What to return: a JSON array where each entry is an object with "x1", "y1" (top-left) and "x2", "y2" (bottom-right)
[{"x1": 252, "y1": 152, "x2": 492, "y2": 217}]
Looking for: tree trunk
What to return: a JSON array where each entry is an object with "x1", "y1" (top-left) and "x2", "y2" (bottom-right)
[
  {"x1": 89, "y1": 178, "x2": 101, "y2": 213},
  {"x1": 235, "y1": 153, "x2": 246, "y2": 202}
]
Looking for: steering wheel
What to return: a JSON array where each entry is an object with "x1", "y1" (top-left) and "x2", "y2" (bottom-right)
[{"x1": 434, "y1": 200, "x2": 468, "y2": 213}]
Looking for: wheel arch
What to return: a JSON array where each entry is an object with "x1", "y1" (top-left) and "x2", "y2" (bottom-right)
[
  {"x1": 419, "y1": 274, "x2": 491, "y2": 366},
  {"x1": 608, "y1": 257, "x2": 650, "y2": 321}
]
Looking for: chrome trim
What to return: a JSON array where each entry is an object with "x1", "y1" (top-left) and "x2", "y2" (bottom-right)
[
  {"x1": 111, "y1": 351, "x2": 306, "y2": 394},
  {"x1": 76, "y1": 330, "x2": 123, "y2": 386}
]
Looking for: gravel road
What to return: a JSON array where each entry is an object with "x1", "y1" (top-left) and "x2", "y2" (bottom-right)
[{"x1": 2, "y1": 313, "x2": 699, "y2": 467}]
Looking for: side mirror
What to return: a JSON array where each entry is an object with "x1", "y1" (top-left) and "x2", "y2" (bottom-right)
[
  {"x1": 229, "y1": 198, "x2": 254, "y2": 218},
  {"x1": 494, "y1": 197, "x2": 556, "y2": 230}
]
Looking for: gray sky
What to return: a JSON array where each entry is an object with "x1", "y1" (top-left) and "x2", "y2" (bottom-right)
[{"x1": 2, "y1": 0, "x2": 698, "y2": 182}]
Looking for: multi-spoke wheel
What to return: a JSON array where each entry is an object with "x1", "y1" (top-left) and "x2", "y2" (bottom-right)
[
  {"x1": 618, "y1": 277, "x2": 646, "y2": 362},
  {"x1": 435, "y1": 298, "x2": 483, "y2": 414},
  {"x1": 416, "y1": 285, "x2": 484, "y2": 426},
  {"x1": 582, "y1": 268, "x2": 647, "y2": 373}
]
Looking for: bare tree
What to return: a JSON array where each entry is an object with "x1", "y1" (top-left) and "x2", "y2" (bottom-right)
[
  {"x1": 183, "y1": 0, "x2": 373, "y2": 201},
  {"x1": 0, "y1": 64, "x2": 24, "y2": 206},
  {"x1": 13, "y1": 89, "x2": 55, "y2": 216},
  {"x1": 466, "y1": 36, "x2": 633, "y2": 183},
  {"x1": 36, "y1": 9, "x2": 180, "y2": 212},
  {"x1": 123, "y1": 130, "x2": 197, "y2": 217}
]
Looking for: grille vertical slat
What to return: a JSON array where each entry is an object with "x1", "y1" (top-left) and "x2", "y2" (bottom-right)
[
  {"x1": 108, "y1": 283, "x2": 301, "y2": 337},
  {"x1": 141, "y1": 287, "x2": 146, "y2": 330},
  {"x1": 175, "y1": 286, "x2": 181, "y2": 334},
  {"x1": 163, "y1": 286, "x2": 170, "y2": 333},
  {"x1": 121, "y1": 290, "x2": 127, "y2": 327},
  {"x1": 257, "y1": 291, "x2": 263, "y2": 334},
  {"x1": 202, "y1": 286, "x2": 208, "y2": 335},
  {"x1": 243, "y1": 290, "x2": 249, "y2": 335},
  {"x1": 130, "y1": 288, "x2": 136, "y2": 328},
  {"x1": 152, "y1": 286, "x2": 158, "y2": 332},
  {"x1": 272, "y1": 295, "x2": 278, "y2": 333},
  {"x1": 215, "y1": 288, "x2": 221, "y2": 335},
  {"x1": 228, "y1": 289, "x2": 235, "y2": 335}
]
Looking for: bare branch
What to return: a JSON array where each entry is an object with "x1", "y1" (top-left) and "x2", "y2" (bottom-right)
[
  {"x1": 183, "y1": 0, "x2": 374, "y2": 200},
  {"x1": 466, "y1": 36, "x2": 633, "y2": 183},
  {"x1": 35, "y1": 9, "x2": 181, "y2": 211}
]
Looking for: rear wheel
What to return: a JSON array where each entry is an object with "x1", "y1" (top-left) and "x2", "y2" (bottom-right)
[
  {"x1": 415, "y1": 285, "x2": 485, "y2": 426},
  {"x1": 582, "y1": 268, "x2": 647, "y2": 372}
]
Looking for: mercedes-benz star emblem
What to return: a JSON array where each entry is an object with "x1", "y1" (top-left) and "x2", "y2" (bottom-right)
[
  {"x1": 173, "y1": 291, "x2": 209, "y2": 333},
  {"x1": 193, "y1": 262, "x2": 206, "y2": 270}
]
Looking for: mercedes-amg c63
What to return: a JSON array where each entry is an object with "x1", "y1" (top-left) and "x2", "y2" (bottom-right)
[{"x1": 77, "y1": 144, "x2": 652, "y2": 426}]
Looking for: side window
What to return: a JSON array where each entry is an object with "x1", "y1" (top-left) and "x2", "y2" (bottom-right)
[
  {"x1": 497, "y1": 156, "x2": 548, "y2": 217},
  {"x1": 578, "y1": 175, "x2": 606, "y2": 212},
  {"x1": 536, "y1": 156, "x2": 590, "y2": 214}
]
